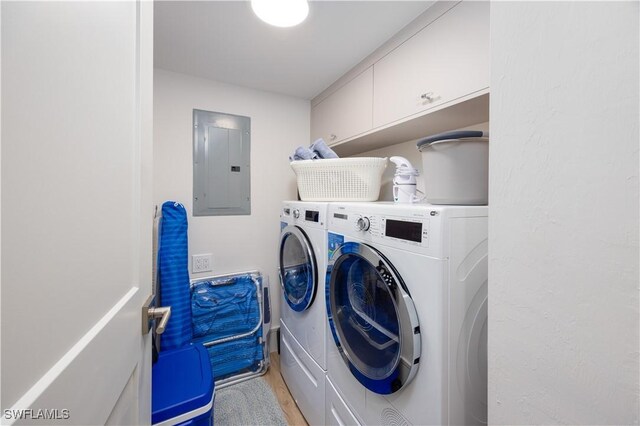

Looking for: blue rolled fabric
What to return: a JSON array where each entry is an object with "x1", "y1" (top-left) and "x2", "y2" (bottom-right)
[
  {"x1": 158, "y1": 201, "x2": 193, "y2": 350},
  {"x1": 309, "y1": 138, "x2": 339, "y2": 159},
  {"x1": 289, "y1": 146, "x2": 318, "y2": 161}
]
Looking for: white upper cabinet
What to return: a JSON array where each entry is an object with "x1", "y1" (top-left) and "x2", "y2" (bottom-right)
[
  {"x1": 372, "y1": 1, "x2": 490, "y2": 128},
  {"x1": 311, "y1": 66, "x2": 373, "y2": 145}
]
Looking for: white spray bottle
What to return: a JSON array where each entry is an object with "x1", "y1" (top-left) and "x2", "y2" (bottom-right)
[{"x1": 390, "y1": 156, "x2": 421, "y2": 203}]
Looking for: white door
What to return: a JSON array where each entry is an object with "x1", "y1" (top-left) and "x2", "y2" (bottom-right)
[{"x1": 1, "y1": 1, "x2": 154, "y2": 424}]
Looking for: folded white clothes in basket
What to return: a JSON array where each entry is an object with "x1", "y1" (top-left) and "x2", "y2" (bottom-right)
[{"x1": 289, "y1": 138, "x2": 339, "y2": 161}]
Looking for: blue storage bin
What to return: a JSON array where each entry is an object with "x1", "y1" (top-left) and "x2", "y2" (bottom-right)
[{"x1": 152, "y1": 344, "x2": 215, "y2": 426}]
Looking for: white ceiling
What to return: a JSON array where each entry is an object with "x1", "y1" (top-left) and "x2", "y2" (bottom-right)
[{"x1": 154, "y1": 1, "x2": 432, "y2": 99}]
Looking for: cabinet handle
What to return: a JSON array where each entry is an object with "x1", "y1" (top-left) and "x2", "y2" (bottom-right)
[
  {"x1": 420, "y1": 92, "x2": 435, "y2": 102},
  {"x1": 330, "y1": 134, "x2": 337, "y2": 141}
]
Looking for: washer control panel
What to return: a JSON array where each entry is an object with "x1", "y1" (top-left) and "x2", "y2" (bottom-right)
[{"x1": 335, "y1": 211, "x2": 431, "y2": 249}]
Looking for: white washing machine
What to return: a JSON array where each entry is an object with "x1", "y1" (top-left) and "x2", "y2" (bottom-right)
[
  {"x1": 278, "y1": 201, "x2": 328, "y2": 425},
  {"x1": 325, "y1": 202, "x2": 488, "y2": 426}
]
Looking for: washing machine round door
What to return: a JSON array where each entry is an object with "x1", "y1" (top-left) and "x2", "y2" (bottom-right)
[
  {"x1": 279, "y1": 225, "x2": 317, "y2": 312},
  {"x1": 326, "y1": 241, "x2": 421, "y2": 394}
]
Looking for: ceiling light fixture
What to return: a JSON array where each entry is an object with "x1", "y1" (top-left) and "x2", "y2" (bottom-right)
[{"x1": 251, "y1": 0, "x2": 309, "y2": 28}]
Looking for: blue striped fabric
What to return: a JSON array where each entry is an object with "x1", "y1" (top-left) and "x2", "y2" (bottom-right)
[
  {"x1": 190, "y1": 275, "x2": 264, "y2": 381},
  {"x1": 191, "y1": 276, "x2": 260, "y2": 340},
  {"x1": 158, "y1": 201, "x2": 193, "y2": 350},
  {"x1": 203, "y1": 334, "x2": 263, "y2": 380}
]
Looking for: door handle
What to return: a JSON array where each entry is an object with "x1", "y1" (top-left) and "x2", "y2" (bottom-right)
[
  {"x1": 142, "y1": 295, "x2": 172, "y2": 335},
  {"x1": 148, "y1": 307, "x2": 171, "y2": 334}
]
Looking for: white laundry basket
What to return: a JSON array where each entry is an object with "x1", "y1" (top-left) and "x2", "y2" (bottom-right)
[
  {"x1": 290, "y1": 158, "x2": 387, "y2": 201},
  {"x1": 417, "y1": 131, "x2": 489, "y2": 205}
]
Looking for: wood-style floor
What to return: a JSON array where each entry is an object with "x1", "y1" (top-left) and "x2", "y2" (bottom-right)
[{"x1": 263, "y1": 352, "x2": 309, "y2": 426}]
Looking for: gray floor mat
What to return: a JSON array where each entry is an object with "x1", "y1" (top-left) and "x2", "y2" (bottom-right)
[{"x1": 214, "y1": 377, "x2": 288, "y2": 426}]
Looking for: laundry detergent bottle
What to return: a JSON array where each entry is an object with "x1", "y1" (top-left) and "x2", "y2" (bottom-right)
[{"x1": 390, "y1": 156, "x2": 421, "y2": 203}]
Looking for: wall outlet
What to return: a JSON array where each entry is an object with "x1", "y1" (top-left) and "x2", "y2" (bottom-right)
[{"x1": 192, "y1": 254, "x2": 213, "y2": 273}]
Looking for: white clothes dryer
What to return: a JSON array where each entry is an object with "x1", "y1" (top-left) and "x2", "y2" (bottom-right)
[
  {"x1": 325, "y1": 202, "x2": 488, "y2": 426},
  {"x1": 279, "y1": 201, "x2": 329, "y2": 425}
]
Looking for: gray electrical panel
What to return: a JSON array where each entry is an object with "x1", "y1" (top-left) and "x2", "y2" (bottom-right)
[{"x1": 193, "y1": 109, "x2": 250, "y2": 216}]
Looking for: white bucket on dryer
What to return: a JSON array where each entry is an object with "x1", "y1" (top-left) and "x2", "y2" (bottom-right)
[{"x1": 416, "y1": 130, "x2": 489, "y2": 205}]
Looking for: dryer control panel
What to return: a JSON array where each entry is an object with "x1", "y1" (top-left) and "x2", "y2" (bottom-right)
[
  {"x1": 281, "y1": 202, "x2": 327, "y2": 230},
  {"x1": 359, "y1": 214, "x2": 430, "y2": 248},
  {"x1": 329, "y1": 203, "x2": 488, "y2": 261},
  {"x1": 330, "y1": 207, "x2": 439, "y2": 256}
]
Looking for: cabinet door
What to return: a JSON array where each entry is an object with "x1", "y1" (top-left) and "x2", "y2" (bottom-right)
[
  {"x1": 311, "y1": 66, "x2": 373, "y2": 145},
  {"x1": 373, "y1": 1, "x2": 489, "y2": 128}
]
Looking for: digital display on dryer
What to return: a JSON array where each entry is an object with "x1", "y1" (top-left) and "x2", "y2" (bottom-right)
[
  {"x1": 385, "y1": 219, "x2": 422, "y2": 243},
  {"x1": 305, "y1": 210, "x2": 319, "y2": 222}
]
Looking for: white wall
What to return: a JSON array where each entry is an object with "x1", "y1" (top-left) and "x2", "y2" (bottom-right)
[
  {"x1": 354, "y1": 122, "x2": 489, "y2": 201},
  {"x1": 153, "y1": 69, "x2": 309, "y2": 328},
  {"x1": 489, "y1": 2, "x2": 639, "y2": 425}
]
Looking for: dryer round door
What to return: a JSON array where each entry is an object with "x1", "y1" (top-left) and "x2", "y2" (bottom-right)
[
  {"x1": 279, "y1": 225, "x2": 317, "y2": 312},
  {"x1": 326, "y1": 241, "x2": 421, "y2": 395}
]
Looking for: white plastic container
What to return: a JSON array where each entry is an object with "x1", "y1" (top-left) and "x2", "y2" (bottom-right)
[
  {"x1": 290, "y1": 157, "x2": 387, "y2": 201},
  {"x1": 417, "y1": 131, "x2": 488, "y2": 205},
  {"x1": 390, "y1": 156, "x2": 421, "y2": 203}
]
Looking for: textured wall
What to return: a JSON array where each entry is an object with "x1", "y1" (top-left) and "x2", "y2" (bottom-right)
[
  {"x1": 154, "y1": 69, "x2": 310, "y2": 328},
  {"x1": 489, "y1": 2, "x2": 639, "y2": 424}
]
